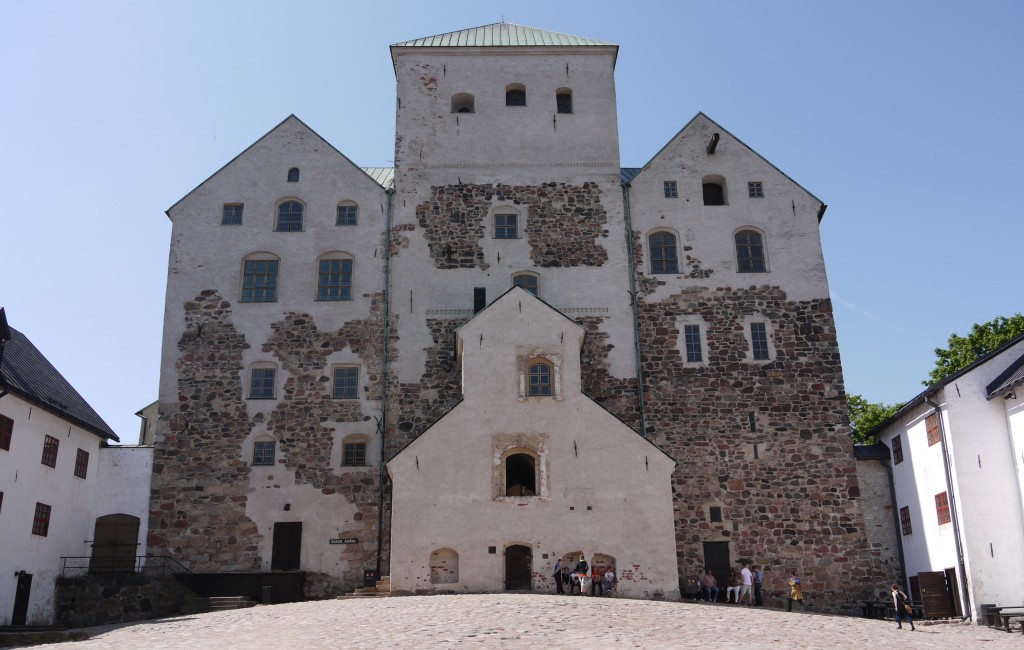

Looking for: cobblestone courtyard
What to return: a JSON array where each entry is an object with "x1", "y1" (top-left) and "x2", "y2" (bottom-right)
[{"x1": 45, "y1": 595, "x2": 1022, "y2": 649}]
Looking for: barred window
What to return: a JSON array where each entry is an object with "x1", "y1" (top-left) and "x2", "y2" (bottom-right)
[
  {"x1": 41, "y1": 435, "x2": 59, "y2": 468},
  {"x1": 32, "y1": 502, "x2": 52, "y2": 536},
  {"x1": 926, "y1": 413, "x2": 941, "y2": 446},
  {"x1": 74, "y1": 448, "x2": 89, "y2": 479},
  {"x1": 684, "y1": 325, "x2": 702, "y2": 363},
  {"x1": 899, "y1": 506, "x2": 912, "y2": 535},
  {"x1": 935, "y1": 491, "x2": 951, "y2": 525}
]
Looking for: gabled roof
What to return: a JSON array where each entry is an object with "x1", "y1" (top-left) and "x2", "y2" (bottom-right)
[
  {"x1": 986, "y1": 350, "x2": 1024, "y2": 400},
  {"x1": 361, "y1": 167, "x2": 394, "y2": 190},
  {"x1": 391, "y1": 22, "x2": 614, "y2": 48},
  {"x1": 0, "y1": 314, "x2": 118, "y2": 441}
]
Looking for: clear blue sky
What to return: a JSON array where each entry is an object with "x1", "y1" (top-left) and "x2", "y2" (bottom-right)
[{"x1": 2, "y1": 1, "x2": 1021, "y2": 443}]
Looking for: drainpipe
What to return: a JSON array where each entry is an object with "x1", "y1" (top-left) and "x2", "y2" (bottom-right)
[
  {"x1": 376, "y1": 186, "x2": 396, "y2": 580},
  {"x1": 925, "y1": 392, "x2": 972, "y2": 621},
  {"x1": 620, "y1": 183, "x2": 647, "y2": 438}
]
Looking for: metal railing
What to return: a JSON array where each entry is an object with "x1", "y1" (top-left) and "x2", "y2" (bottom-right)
[{"x1": 59, "y1": 555, "x2": 192, "y2": 578}]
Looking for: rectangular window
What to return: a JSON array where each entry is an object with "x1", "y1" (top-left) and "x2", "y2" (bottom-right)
[
  {"x1": 222, "y1": 203, "x2": 244, "y2": 225},
  {"x1": 935, "y1": 491, "x2": 951, "y2": 525},
  {"x1": 494, "y1": 214, "x2": 518, "y2": 239},
  {"x1": 249, "y1": 368, "x2": 276, "y2": 399},
  {"x1": 556, "y1": 93, "x2": 572, "y2": 114},
  {"x1": 32, "y1": 502, "x2": 52, "y2": 536},
  {"x1": 333, "y1": 367, "x2": 359, "y2": 399},
  {"x1": 709, "y1": 506, "x2": 723, "y2": 522},
  {"x1": 0, "y1": 414, "x2": 11, "y2": 451},
  {"x1": 241, "y1": 260, "x2": 279, "y2": 303},
  {"x1": 748, "y1": 182, "x2": 764, "y2": 198},
  {"x1": 899, "y1": 506, "x2": 912, "y2": 535},
  {"x1": 336, "y1": 205, "x2": 357, "y2": 226},
  {"x1": 750, "y1": 323, "x2": 770, "y2": 360},
  {"x1": 344, "y1": 442, "x2": 367, "y2": 466},
  {"x1": 317, "y1": 259, "x2": 353, "y2": 301},
  {"x1": 684, "y1": 325, "x2": 703, "y2": 362},
  {"x1": 41, "y1": 435, "x2": 59, "y2": 468},
  {"x1": 663, "y1": 181, "x2": 678, "y2": 198},
  {"x1": 253, "y1": 441, "x2": 276, "y2": 466},
  {"x1": 0, "y1": 491, "x2": 3, "y2": 514},
  {"x1": 74, "y1": 448, "x2": 90, "y2": 479},
  {"x1": 926, "y1": 413, "x2": 941, "y2": 446},
  {"x1": 892, "y1": 434, "x2": 904, "y2": 464}
]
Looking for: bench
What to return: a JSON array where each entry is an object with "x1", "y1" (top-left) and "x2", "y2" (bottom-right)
[
  {"x1": 998, "y1": 609, "x2": 1024, "y2": 633},
  {"x1": 860, "y1": 601, "x2": 888, "y2": 619},
  {"x1": 988, "y1": 605, "x2": 1024, "y2": 628}
]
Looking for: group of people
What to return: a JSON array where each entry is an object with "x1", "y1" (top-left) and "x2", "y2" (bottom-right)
[
  {"x1": 552, "y1": 555, "x2": 615, "y2": 597},
  {"x1": 700, "y1": 563, "x2": 766, "y2": 606}
]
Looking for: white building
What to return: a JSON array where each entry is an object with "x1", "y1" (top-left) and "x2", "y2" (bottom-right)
[
  {"x1": 0, "y1": 309, "x2": 151, "y2": 625},
  {"x1": 871, "y1": 333, "x2": 1024, "y2": 620}
]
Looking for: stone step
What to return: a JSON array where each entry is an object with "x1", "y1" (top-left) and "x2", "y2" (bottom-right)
[{"x1": 181, "y1": 596, "x2": 258, "y2": 613}]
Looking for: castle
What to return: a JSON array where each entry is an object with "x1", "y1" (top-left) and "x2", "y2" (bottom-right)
[{"x1": 149, "y1": 23, "x2": 894, "y2": 609}]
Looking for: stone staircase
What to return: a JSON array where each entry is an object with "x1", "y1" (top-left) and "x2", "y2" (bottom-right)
[
  {"x1": 181, "y1": 596, "x2": 258, "y2": 614},
  {"x1": 337, "y1": 576, "x2": 390, "y2": 600}
]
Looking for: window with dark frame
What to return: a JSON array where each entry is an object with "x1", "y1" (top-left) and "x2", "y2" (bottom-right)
[
  {"x1": 900, "y1": 506, "x2": 912, "y2": 535},
  {"x1": 935, "y1": 491, "x2": 951, "y2": 525},
  {"x1": 333, "y1": 367, "x2": 359, "y2": 399},
  {"x1": 684, "y1": 325, "x2": 703, "y2": 362},
  {"x1": 556, "y1": 92, "x2": 572, "y2": 114},
  {"x1": 0, "y1": 414, "x2": 11, "y2": 451},
  {"x1": 506, "y1": 89, "x2": 526, "y2": 106},
  {"x1": 32, "y1": 502, "x2": 52, "y2": 536},
  {"x1": 750, "y1": 322, "x2": 770, "y2": 360},
  {"x1": 748, "y1": 182, "x2": 764, "y2": 198},
  {"x1": 74, "y1": 448, "x2": 89, "y2": 479},
  {"x1": 287, "y1": 168, "x2": 300, "y2": 182},
  {"x1": 344, "y1": 441, "x2": 367, "y2": 466},
  {"x1": 663, "y1": 181, "x2": 678, "y2": 198},
  {"x1": 926, "y1": 413, "x2": 941, "y2": 446},
  {"x1": 336, "y1": 205, "x2": 357, "y2": 226},
  {"x1": 528, "y1": 362, "x2": 552, "y2": 397},
  {"x1": 512, "y1": 273, "x2": 538, "y2": 297},
  {"x1": 892, "y1": 434, "x2": 904, "y2": 464},
  {"x1": 222, "y1": 203, "x2": 244, "y2": 225},
  {"x1": 253, "y1": 440, "x2": 276, "y2": 466},
  {"x1": 41, "y1": 435, "x2": 59, "y2": 468},
  {"x1": 703, "y1": 182, "x2": 725, "y2": 205},
  {"x1": 241, "y1": 259, "x2": 279, "y2": 303},
  {"x1": 709, "y1": 506, "x2": 723, "y2": 522},
  {"x1": 494, "y1": 213, "x2": 518, "y2": 239},
  {"x1": 736, "y1": 230, "x2": 767, "y2": 273},
  {"x1": 249, "y1": 367, "x2": 276, "y2": 399},
  {"x1": 0, "y1": 491, "x2": 3, "y2": 514},
  {"x1": 276, "y1": 200, "x2": 304, "y2": 232},
  {"x1": 318, "y1": 259, "x2": 353, "y2": 301},
  {"x1": 505, "y1": 452, "x2": 537, "y2": 496},
  {"x1": 649, "y1": 232, "x2": 679, "y2": 274}
]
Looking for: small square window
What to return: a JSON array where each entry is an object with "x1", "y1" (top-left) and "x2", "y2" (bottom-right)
[
  {"x1": 926, "y1": 414, "x2": 941, "y2": 446},
  {"x1": 41, "y1": 435, "x2": 59, "y2": 468},
  {"x1": 494, "y1": 214, "x2": 518, "y2": 239},
  {"x1": 664, "y1": 181, "x2": 678, "y2": 198},
  {"x1": 337, "y1": 205, "x2": 357, "y2": 226},
  {"x1": 684, "y1": 325, "x2": 703, "y2": 363},
  {"x1": 32, "y1": 502, "x2": 52, "y2": 536},
  {"x1": 488, "y1": 546, "x2": 497, "y2": 554},
  {"x1": 935, "y1": 491, "x2": 951, "y2": 525},
  {"x1": 748, "y1": 182, "x2": 764, "y2": 198},
  {"x1": 249, "y1": 368, "x2": 276, "y2": 399},
  {"x1": 343, "y1": 442, "x2": 366, "y2": 466},
  {"x1": 709, "y1": 506, "x2": 723, "y2": 522},
  {"x1": 892, "y1": 435, "x2": 904, "y2": 464},
  {"x1": 253, "y1": 441, "x2": 276, "y2": 466},
  {"x1": 750, "y1": 323, "x2": 770, "y2": 360},
  {"x1": 0, "y1": 414, "x2": 12, "y2": 451},
  {"x1": 333, "y1": 367, "x2": 359, "y2": 399},
  {"x1": 899, "y1": 506, "x2": 912, "y2": 535},
  {"x1": 222, "y1": 203, "x2": 244, "y2": 225},
  {"x1": 74, "y1": 448, "x2": 89, "y2": 479}
]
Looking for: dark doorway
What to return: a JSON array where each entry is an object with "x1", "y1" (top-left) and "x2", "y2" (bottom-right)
[
  {"x1": 702, "y1": 183, "x2": 725, "y2": 206},
  {"x1": 944, "y1": 567, "x2": 962, "y2": 617},
  {"x1": 505, "y1": 453, "x2": 536, "y2": 496},
  {"x1": 272, "y1": 522, "x2": 302, "y2": 571},
  {"x1": 90, "y1": 514, "x2": 140, "y2": 573},
  {"x1": 702, "y1": 541, "x2": 730, "y2": 601},
  {"x1": 918, "y1": 571, "x2": 953, "y2": 618},
  {"x1": 505, "y1": 545, "x2": 532, "y2": 590},
  {"x1": 12, "y1": 573, "x2": 32, "y2": 626},
  {"x1": 909, "y1": 575, "x2": 921, "y2": 602}
]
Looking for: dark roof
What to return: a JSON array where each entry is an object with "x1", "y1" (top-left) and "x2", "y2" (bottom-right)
[
  {"x1": 853, "y1": 443, "x2": 891, "y2": 461},
  {"x1": 986, "y1": 350, "x2": 1024, "y2": 400},
  {"x1": 620, "y1": 168, "x2": 642, "y2": 184},
  {"x1": 0, "y1": 322, "x2": 118, "y2": 441}
]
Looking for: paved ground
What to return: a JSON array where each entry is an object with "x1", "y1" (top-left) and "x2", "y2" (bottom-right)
[{"x1": 49, "y1": 595, "x2": 1020, "y2": 649}]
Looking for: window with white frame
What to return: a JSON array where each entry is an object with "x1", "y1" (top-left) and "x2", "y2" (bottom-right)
[
  {"x1": 517, "y1": 352, "x2": 563, "y2": 401},
  {"x1": 748, "y1": 182, "x2": 764, "y2": 198}
]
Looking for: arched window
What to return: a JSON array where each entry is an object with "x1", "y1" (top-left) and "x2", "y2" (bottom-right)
[
  {"x1": 556, "y1": 88, "x2": 572, "y2": 114},
  {"x1": 506, "y1": 83, "x2": 526, "y2": 106},
  {"x1": 528, "y1": 360, "x2": 552, "y2": 396},
  {"x1": 451, "y1": 93, "x2": 474, "y2": 113},
  {"x1": 702, "y1": 174, "x2": 726, "y2": 205},
  {"x1": 512, "y1": 272, "x2": 539, "y2": 297},
  {"x1": 430, "y1": 548, "x2": 459, "y2": 584},
  {"x1": 336, "y1": 201, "x2": 358, "y2": 226},
  {"x1": 241, "y1": 253, "x2": 280, "y2": 302},
  {"x1": 735, "y1": 230, "x2": 767, "y2": 273},
  {"x1": 505, "y1": 452, "x2": 537, "y2": 496},
  {"x1": 648, "y1": 232, "x2": 679, "y2": 274},
  {"x1": 252, "y1": 435, "x2": 276, "y2": 466},
  {"x1": 317, "y1": 253, "x2": 353, "y2": 301},
  {"x1": 276, "y1": 199, "x2": 304, "y2": 232},
  {"x1": 287, "y1": 168, "x2": 300, "y2": 182}
]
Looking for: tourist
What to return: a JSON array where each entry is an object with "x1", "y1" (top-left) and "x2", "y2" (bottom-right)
[
  {"x1": 703, "y1": 568, "x2": 719, "y2": 603},
  {"x1": 890, "y1": 584, "x2": 915, "y2": 631},
  {"x1": 553, "y1": 558, "x2": 564, "y2": 595},
  {"x1": 571, "y1": 554, "x2": 589, "y2": 595},
  {"x1": 726, "y1": 569, "x2": 741, "y2": 603},
  {"x1": 590, "y1": 566, "x2": 604, "y2": 596},
  {"x1": 603, "y1": 566, "x2": 615, "y2": 596},
  {"x1": 787, "y1": 570, "x2": 805, "y2": 611},
  {"x1": 739, "y1": 563, "x2": 753, "y2": 605},
  {"x1": 752, "y1": 565, "x2": 764, "y2": 606},
  {"x1": 561, "y1": 566, "x2": 571, "y2": 593}
]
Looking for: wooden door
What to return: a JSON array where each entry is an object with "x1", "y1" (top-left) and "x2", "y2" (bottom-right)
[
  {"x1": 272, "y1": 522, "x2": 302, "y2": 571},
  {"x1": 919, "y1": 571, "x2": 953, "y2": 618},
  {"x1": 90, "y1": 514, "x2": 140, "y2": 573},
  {"x1": 504, "y1": 545, "x2": 532, "y2": 591}
]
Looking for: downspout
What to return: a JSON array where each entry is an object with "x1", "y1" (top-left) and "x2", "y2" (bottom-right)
[
  {"x1": 375, "y1": 186, "x2": 396, "y2": 580},
  {"x1": 621, "y1": 182, "x2": 648, "y2": 437},
  {"x1": 925, "y1": 392, "x2": 972, "y2": 621}
]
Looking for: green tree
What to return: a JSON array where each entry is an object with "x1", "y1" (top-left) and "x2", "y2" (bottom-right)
[
  {"x1": 847, "y1": 394, "x2": 903, "y2": 445},
  {"x1": 925, "y1": 313, "x2": 1024, "y2": 385}
]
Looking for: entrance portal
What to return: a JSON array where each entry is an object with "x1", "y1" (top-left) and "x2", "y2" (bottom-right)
[
  {"x1": 702, "y1": 541, "x2": 730, "y2": 602},
  {"x1": 12, "y1": 573, "x2": 32, "y2": 626},
  {"x1": 505, "y1": 545, "x2": 532, "y2": 590},
  {"x1": 90, "y1": 514, "x2": 140, "y2": 573}
]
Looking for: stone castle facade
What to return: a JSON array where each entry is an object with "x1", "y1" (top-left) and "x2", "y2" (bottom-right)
[{"x1": 149, "y1": 23, "x2": 896, "y2": 609}]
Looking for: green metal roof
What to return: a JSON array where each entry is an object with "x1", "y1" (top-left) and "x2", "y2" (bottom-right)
[
  {"x1": 392, "y1": 22, "x2": 614, "y2": 48},
  {"x1": 361, "y1": 167, "x2": 394, "y2": 190}
]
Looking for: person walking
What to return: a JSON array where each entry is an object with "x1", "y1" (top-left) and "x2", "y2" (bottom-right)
[
  {"x1": 891, "y1": 584, "x2": 916, "y2": 631},
  {"x1": 702, "y1": 568, "x2": 719, "y2": 603},
  {"x1": 752, "y1": 565, "x2": 764, "y2": 606},
  {"x1": 787, "y1": 570, "x2": 805, "y2": 612}
]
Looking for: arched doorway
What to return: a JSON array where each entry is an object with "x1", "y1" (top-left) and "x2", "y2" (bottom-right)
[
  {"x1": 89, "y1": 514, "x2": 140, "y2": 573},
  {"x1": 505, "y1": 545, "x2": 532, "y2": 591}
]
